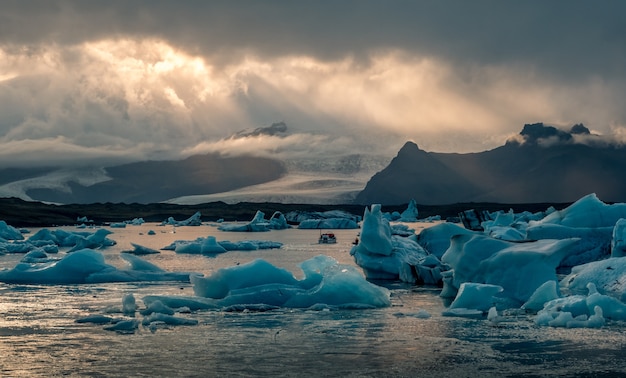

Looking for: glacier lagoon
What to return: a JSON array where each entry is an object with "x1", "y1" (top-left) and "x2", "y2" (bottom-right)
[{"x1": 1, "y1": 222, "x2": 626, "y2": 377}]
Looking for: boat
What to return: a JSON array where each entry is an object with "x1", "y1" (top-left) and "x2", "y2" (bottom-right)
[{"x1": 318, "y1": 232, "x2": 337, "y2": 244}]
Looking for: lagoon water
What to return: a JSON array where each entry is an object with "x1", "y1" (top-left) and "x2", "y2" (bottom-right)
[{"x1": 1, "y1": 222, "x2": 626, "y2": 377}]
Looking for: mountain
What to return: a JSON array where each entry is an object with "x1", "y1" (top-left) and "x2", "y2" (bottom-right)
[
  {"x1": 0, "y1": 121, "x2": 390, "y2": 205},
  {"x1": 4, "y1": 154, "x2": 286, "y2": 204},
  {"x1": 356, "y1": 123, "x2": 626, "y2": 205}
]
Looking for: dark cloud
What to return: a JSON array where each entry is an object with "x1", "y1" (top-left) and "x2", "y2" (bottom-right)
[{"x1": 1, "y1": 1, "x2": 624, "y2": 81}]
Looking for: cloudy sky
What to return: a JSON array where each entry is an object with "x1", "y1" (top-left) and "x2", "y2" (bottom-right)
[{"x1": 1, "y1": 1, "x2": 625, "y2": 167}]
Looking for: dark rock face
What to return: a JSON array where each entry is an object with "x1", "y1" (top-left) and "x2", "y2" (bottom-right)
[{"x1": 356, "y1": 124, "x2": 626, "y2": 205}]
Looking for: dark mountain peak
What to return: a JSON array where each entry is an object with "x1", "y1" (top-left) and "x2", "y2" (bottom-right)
[
  {"x1": 396, "y1": 141, "x2": 425, "y2": 157},
  {"x1": 232, "y1": 121, "x2": 288, "y2": 139},
  {"x1": 519, "y1": 122, "x2": 573, "y2": 145},
  {"x1": 570, "y1": 123, "x2": 590, "y2": 135}
]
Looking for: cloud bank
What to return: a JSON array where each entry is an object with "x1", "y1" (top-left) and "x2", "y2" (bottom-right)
[{"x1": 0, "y1": 1, "x2": 625, "y2": 167}]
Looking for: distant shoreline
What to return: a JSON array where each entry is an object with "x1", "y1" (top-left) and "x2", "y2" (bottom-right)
[{"x1": 0, "y1": 197, "x2": 574, "y2": 228}]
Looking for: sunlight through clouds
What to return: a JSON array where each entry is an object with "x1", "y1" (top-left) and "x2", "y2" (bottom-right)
[{"x1": 1, "y1": 34, "x2": 625, "y2": 167}]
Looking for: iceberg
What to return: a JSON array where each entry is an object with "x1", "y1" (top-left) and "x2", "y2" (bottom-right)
[
  {"x1": 161, "y1": 211, "x2": 203, "y2": 226},
  {"x1": 441, "y1": 234, "x2": 577, "y2": 303},
  {"x1": 167, "y1": 236, "x2": 282, "y2": 255},
  {"x1": 350, "y1": 204, "x2": 446, "y2": 285},
  {"x1": 297, "y1": 218, "x2": 358, "y2": 229},
  {"x1": 531, "y1": 193, "x2": 626, "y2": 228},
  {"x1": 561, "y1": 257, "x2": 626, "y2": 300},
  {"x1": 611, "y1": 218, "x2": 626, "y2": 257},
  {"x1": 218, "y1": 210, "x2": 289, "y2": 232},
  {"x1": 0, "y1": 220, "x2": 24, "y2": 240},
  {"x1": 189, "y1": 255, "x2": 391, "y2": 309}
]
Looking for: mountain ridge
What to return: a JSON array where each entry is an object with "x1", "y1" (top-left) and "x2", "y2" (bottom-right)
[{"x1": 356, "y1": 123, "x2": 626, "y2": 205}]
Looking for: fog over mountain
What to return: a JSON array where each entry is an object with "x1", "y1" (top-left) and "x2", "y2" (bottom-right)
[
  {"x1": 0, "y1": 123, "x2": 390, "y2": 205},
  {"x1": 356, "y1": 123, "x2": 626, "y2": 205}
]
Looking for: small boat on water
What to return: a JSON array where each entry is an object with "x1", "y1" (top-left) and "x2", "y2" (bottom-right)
[{"x1": 318, "y1": 232, "x2": 337, "y2": 244}]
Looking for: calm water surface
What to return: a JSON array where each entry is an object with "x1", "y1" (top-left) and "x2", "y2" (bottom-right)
[{"x1": 1, "y1": 222, "x2": 626, "y2": 377}]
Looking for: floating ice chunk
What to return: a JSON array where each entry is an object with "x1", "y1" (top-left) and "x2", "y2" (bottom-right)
[
  {"x1": 268, "y1": 211, "x2": 290, "y2": 230},
  {"x1": 143, "y1": 295, "x2": 218, "y2": 311},
  {"x1": 416, "y1": 222, "x2": 476, "y2": 259},
  {"x1": 585, "y1": 283, "x2": 626, "y2": 320},
  {"x1": 192, "y1": 259, "x2": 299, "y2": 299},
  {"x1": 122, "y1": 243, "x2": 160, "y2": 255},
  {"x1": 398, "y1": 199, "x2": 419, "y2": 222},
  {"x1": 448, "y1": 283, "x2": 503, "y2": 312},
  {"x1": 161, "y1": 211, "x2": 203, "y2": 226},
  {"x1": 189, "y1": 255, "x2": 390, "y2": 309},
  {"x1": 360, "y1": 205, "x2": 393, "y2": 256},
  {"x1": 142, "y1": 313, "x2": 198, "y2": 326},
  {"x1": 441, "y1": 308, "x2": 484, "y2": 318},
  {"x1": 531, "y1": 193, "x2": 626, "y2": 228},
  {"x1": 109, "y1": 223, "x2": 126, "y2": 228},
  {"x1": 561, "y1": 257, "x2": 626, "y2": 299},
  {"x1": 442, "y1": 234, "x2": 577, "y2": 303},
  {"x1": 352, "y1": 204, "x2": 438, "y2": 283},
  {"x1": 535, "y1": 284, "x2": 613, "y2": 328},
  {"x1": 75, "y1": 314, "x2": 115, "y2": 324},
  {"x1": 298, "y1": 218, "x2": 358, "y2": 229},
  {"x1": 611, "y1": 218, "x2": 626, "y2": 257},
  {"x1": 286, "y1": 210, "x2": 360, "y2": 224},
  {"x1": 68, "y1": 228, "x2": 116, "y2": 252},
  {"x1": 218, "y1": 210, "x2": 272, "y2": 232},
  {"x1": 122, "y1": 293, "x2": 137, "y2": 316},
  {"x1": 0, "y1": 249, "x2": 193, "y2": 284},
  {"x1": 521, "y1": 280, "x2": 560, "y2": 313},
  {"x1": 104, "y1": 319, "x2": 139, "y2": 333},
  {"x1": 0, "y1": 220, "x2": 24, "y2": 240},
  {"x1": 526, "y1": 224, "x2": 612, "y2": 267},
  {"x1": 172, "y1": 236, "x2": 281, "y2": 255},
  {"x1": 140, "y1": 300, "x2": 176, "y2": 316}
]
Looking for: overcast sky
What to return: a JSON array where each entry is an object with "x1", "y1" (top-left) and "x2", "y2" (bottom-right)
[{"x1": 1, "y1": 1, "x2": 625, "y2": 167}]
